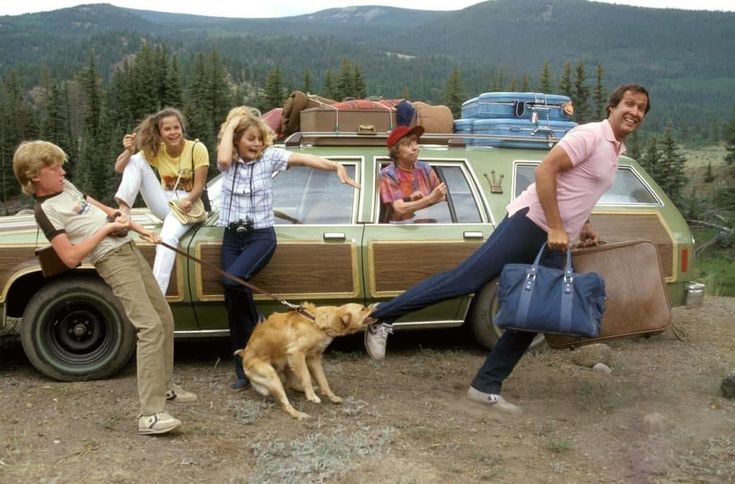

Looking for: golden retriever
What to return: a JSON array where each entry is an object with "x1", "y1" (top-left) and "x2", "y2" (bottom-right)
[{"x1": 241, "y1": 302, "x2": 374, "y2": 419}]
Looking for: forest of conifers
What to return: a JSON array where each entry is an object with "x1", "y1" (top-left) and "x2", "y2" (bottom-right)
[{"x1": 0, "y1": 0, "x2": 733, "y2": 211}]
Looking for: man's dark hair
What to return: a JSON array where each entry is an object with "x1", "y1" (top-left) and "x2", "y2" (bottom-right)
[{"x1": 606, "y1": 83, "x2": 650, "y2": 117}]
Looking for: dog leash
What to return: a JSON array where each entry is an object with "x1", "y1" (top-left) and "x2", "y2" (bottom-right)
[{"x1": 157, "y1": 240, "x2": 316, "y2": 321}]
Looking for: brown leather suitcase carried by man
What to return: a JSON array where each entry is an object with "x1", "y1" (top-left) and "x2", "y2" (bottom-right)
[{"x1": 545, "y1": 240, "x2": 672, "y2": 349}]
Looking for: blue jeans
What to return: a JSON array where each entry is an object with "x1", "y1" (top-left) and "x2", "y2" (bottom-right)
[
  {"x1": 221, "y1": 226, "x2": 277, "y2": 352},
  {"x1": 372, "y1": 208, "x2": 566, "y2": 394}
]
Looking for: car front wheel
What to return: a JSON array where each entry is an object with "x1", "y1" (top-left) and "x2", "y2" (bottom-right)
[
  {"x1": 467, "y1": 279, "x2": 546, "y2": 351},
  {"x1": 20, "y1": 277, "x2": 136, "y2": 381}
]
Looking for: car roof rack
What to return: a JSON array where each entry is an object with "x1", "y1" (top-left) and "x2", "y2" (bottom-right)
[{"x1": 282, "y1": 131, "x2": 562, "y2": 149}]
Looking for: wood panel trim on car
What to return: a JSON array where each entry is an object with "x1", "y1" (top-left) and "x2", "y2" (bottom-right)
[
  {"x1": 194, "y1": 241, "x2": 360, "y2": 301},
  {"x1": 589, "y1": 211, "x2": 676, "y2": 281},
  {"x1": 367, "y1": 240, "x2": 483, "y2": 297},
  {"x1": 136, "y1": 244, "x2": 183, "y2": 301}
]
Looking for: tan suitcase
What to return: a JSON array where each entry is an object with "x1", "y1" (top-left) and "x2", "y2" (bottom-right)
[
  {"x1": 414, "y1": 101, "x2": 454, "y2": 133},
  {"x1": 545, "y1": 240, "x2": 672, "y2": 349},
  {"x1": 300, "y1": 101, "x2": 397, "y2": 134}
]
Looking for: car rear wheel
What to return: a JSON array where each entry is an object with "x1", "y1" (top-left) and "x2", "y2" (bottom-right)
[
  {"x1": 467, "y1": 279, "x2": 546, "y2": 351},
  {"x1": 20, "y1": 277, "x2": 136, "y2": 381}
]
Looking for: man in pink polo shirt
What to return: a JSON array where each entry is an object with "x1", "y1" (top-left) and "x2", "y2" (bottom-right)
[{"x1": 365, "y1": 84, "x2": 650, "y2": 413}]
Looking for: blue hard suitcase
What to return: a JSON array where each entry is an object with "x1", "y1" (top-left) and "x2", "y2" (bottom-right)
[
  {"x1": 461, "y1": 92, "x2": 574, "y2": 122},
  {"x1": 471, "y1": 118, "x2": 577, "y2": 149},
  {"x1": 453, "y1": 118, "x2": 474, "y2": 135}
]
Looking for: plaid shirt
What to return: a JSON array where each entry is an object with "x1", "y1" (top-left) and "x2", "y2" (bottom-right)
[
  {"x1": 379, "y1": 161, "x2": 441, "y2": 222},
  {"x1": 218, "y1": 147, "x2": 291, "y2": 229}
]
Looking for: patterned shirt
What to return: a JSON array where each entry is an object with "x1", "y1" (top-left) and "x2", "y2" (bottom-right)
[
  {"x1": 143, "y1": 140, "x2": 210, "y2": 192},
  {"x1": 218, "y1": 147, "x2": 291, "y2": 229},
  {"x1": 379, "y1": 161, "x2": 441, "y2": 222}
]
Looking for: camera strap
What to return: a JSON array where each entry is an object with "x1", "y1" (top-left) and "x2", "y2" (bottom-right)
[{"x1": 157, "y1": 240, "x2": 315, "y2": 321}]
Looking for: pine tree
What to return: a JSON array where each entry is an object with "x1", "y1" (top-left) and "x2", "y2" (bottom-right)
[
  {"x1": 641, "y1": 136, "x2": 662, "y2": 187},
  {"x1": 131, "y1": 43, "x2": 159, "y2": 118},
  {"x1": 521, "y1": 74, "x2": 530, "y2": 92},
  {"x1": 336, "y1": 59, "x2": 355, "y2": 100},
  {"x1": 263, "y1": 67, "x2": 285, "y2": 111},
  {"x1": 353, "y1": 65, "x2": 366, "y2": 99},
  {"x1": 443, "y1": 67, "x2": 464, "y2": 118},
  {"x1": 162, "y1": 54, "x2": 184, "y2": 109},
  {"x1": 558, "y1": 61, "x2": 572, "y2": 98},
  {"x1": 627, "y1": 131, "x2": 642, "y2": 162},
  {"x1": 303, "y1": 68, "x2": 312, "y2": 93},
  {"x1": 75, "y1": 56, "x2": 111, "y2": 200},
  {"x1": 659, "y1": 124, "x2": 687, "y2": 205},
  {"x1": 207, "y1": 50, "x2": 233, "y2": 145},
  {"x1": 1, "y1": 71, "x2": 36, "y2": 208},
  {"x1": 509, "y1": 76, "x2": 518, "y2": 92},
  {"x1": 324, "y1": 70, "x2": 338, "y2": 100},
  {"x1": 40, "y1": 82, "x2": 74, "y2": 173},
  {"x1": 539, "y1": 62, "x2": 552, "y2": 93},
  {"x1": 725, "y1": 104, "x2": 735, "y2": 166},
  {"x1": 573, "y1": 63, "x2": 589, "y2": 124},
  {"x1": 704, "y1": 162, "x2": 714, "y2": 183},
  {"x1": 593, "y1": 63, "x2": 606, "y2": 121}
]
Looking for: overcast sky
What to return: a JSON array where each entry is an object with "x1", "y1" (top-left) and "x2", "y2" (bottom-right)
[{"x1": 1, "y1": 0, "x2": 733, "y2": 18}]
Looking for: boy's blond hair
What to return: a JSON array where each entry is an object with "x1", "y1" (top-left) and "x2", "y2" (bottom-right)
[
  {"x1": 13, "y1": 140, "x2": 67, "y2": 195},
  {"x1": 217, "y1": 106, "x2": 274, "y2": 161}
]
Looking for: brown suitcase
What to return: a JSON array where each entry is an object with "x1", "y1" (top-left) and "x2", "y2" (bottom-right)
[
  {"x1": 545, "y1": 240, "x2": 672, "y2": 349},
  {"x1": 414, "y1": 101, "x2": 454, "y2": 133},
  {"x1": 300, "y1": 103, "x2": 397, "y2": 134}
]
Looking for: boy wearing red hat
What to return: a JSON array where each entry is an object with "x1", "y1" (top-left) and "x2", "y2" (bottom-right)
[{"x1": 379, "y1": 125, "x2": 447, "y2": 222}]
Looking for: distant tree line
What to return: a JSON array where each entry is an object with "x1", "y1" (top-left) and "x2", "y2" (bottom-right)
[{"x1": 1, "y1": 42, "x2": 722, "y2": 215}]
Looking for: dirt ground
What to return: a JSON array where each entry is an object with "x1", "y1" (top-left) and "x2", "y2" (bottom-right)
[{"x1": 1, "y1": 297, "x2": 734, "y2": 483}]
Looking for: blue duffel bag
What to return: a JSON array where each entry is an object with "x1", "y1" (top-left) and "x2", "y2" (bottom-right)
[{"x1": 495, "y1": 244, "x2": 606, "y2": 337}]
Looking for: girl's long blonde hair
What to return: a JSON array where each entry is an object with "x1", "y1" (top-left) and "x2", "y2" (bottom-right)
[{"x1": 217, "y1": 106, "x2": 273, "y2": 160}]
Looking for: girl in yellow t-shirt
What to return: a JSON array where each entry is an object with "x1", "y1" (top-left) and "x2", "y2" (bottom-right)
[{"x1": 114, "y1": 107, "x2": 210, "y2": 295}]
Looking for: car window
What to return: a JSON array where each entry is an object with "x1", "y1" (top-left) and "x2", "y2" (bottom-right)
[
  {"x1": 377, "y1": 161, "x2": 482, "y2": 224},
  {"x1": 513, "y1": 162, "x2": 661, "y2": 206},
  {"x1": 273, "y1": 163, "x2": 358, "y2": 225}
]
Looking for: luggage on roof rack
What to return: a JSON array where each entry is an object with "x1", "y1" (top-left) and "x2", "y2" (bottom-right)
[{"x1": 461, "y1": 92, "x2": 574, "y2": 121}]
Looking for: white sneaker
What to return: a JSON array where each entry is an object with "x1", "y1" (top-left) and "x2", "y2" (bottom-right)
[
  {"x1": 138, "y1": 411, "x2": 181, "y2": 435},
  {"x1": 466, "y1": 387, "x2": 523, "y2": 414},
  {"x1": 165, "y1": 385, "x2": 197, "y2": 404},
  {"x1": 364, "y1": 323, "x2": 393, "y2": 360}
]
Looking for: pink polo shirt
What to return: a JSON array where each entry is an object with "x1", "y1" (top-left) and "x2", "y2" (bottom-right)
[{"x1": 506, "y1": 119, "x2": 625, "y2": 240}]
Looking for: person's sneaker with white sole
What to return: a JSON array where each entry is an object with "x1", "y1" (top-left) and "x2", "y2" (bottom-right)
[
  {"x1": 165, "y1": 385, "x2": 197, "y2": 404},
  {"x1": 138, "y1": 411, "x2": 181, "y2": 435},
  {"x1": 364, "y1": 322, "x2": 393, "y2": 360},
  {"x1": 466, "y1": 387, "x2": 523, "y2": 414}
]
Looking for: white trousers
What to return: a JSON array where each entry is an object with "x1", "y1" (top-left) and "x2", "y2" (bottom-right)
[{"x1": 114, "y1": 154, "x2": 191, "y2": 295}]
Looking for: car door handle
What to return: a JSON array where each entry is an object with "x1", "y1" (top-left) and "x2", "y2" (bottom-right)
[
  {"x1": 323, "y1": 232, "x2": 346, "y2": 241},
  {"x1": 463, "y1": 231, "x2": 484, "y2": 240}
]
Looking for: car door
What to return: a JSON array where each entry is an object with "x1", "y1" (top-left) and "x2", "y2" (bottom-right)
[
  {"x1": 187, "y1": 158, "x2": 364, "y2": 332},
  {"x1": 362, "y1": 156, "x2": 494, "y2": 329}
]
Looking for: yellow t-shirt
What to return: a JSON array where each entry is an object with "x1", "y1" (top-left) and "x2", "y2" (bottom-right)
[{"x1": 146, "y1": 140, "x2": 209, "y2": 192}]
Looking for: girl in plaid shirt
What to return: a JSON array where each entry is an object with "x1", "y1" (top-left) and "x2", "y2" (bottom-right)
[{"x1": 216, "y1": 106, "x2": 359, "y2": 390}]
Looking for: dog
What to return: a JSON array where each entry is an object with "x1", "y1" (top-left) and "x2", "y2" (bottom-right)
[{"x1": 241, "y1": 302, "x2": 374, "y2": 419}]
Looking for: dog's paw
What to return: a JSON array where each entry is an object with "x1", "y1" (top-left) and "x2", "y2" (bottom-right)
[
  {"x1": 306, "y1": 394, "x2": 322, "y2": 404},
  {"x1": 328, "y1": 395, "x2": 344, "y2": 404},
  {"x1": 293, "y1": 411, "x2": 311, "y2": 420}
]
